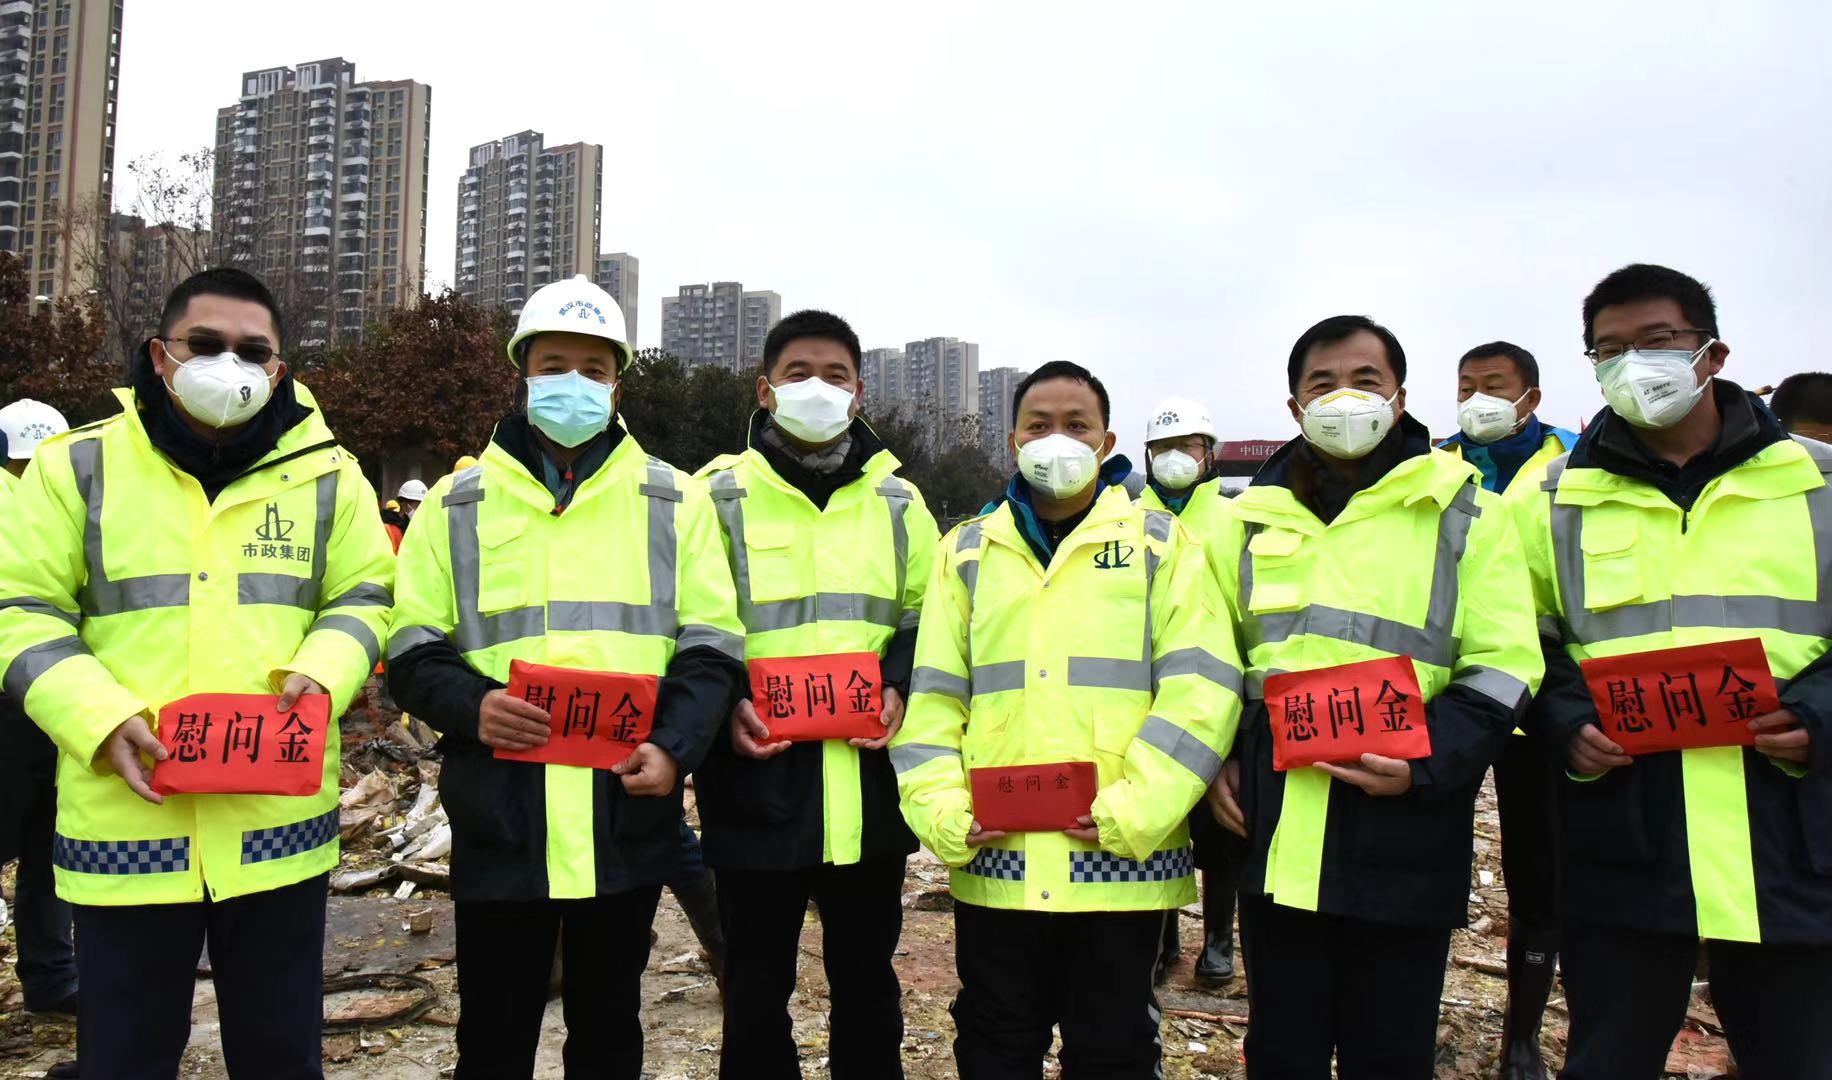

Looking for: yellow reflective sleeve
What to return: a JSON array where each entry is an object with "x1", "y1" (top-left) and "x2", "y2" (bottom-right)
[
  {"x1": 1503, "y1": 470, "x2": 1562, "y2": 634},
  {"x1": 277, "y1": 465, "x2": 396, "y2": 712},
  {"x1": 891, "y1": 529, "x2": 974, "y2": 867},
  {"x1": 1683, "y1": 746, "x2": 1761, "y2": 942},
  {"x1": 1091, "y1": 524, "x2": 1242, "y2": 861},
  {"x1": 0, "y1": 437, "x2": 149, "y2": 770},
  {"x1": 1451, "y1": 493, "x2": 1545, "y2": 701},
  {"x1": 672, "y1": 482, "x2": 745, "y2": 655},
  {"x1": 385, "y1": 476, "x2": 460, "y2": 661},
  {"x1": 899, "y1": 485, "x2": 940, "y2": 622}
]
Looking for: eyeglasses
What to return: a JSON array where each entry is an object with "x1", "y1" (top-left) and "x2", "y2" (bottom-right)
[
  {"x1": 1586, "y1": 329, "x2": 1711, "y2": 365},
  {"x1": 161, "y1": 333, "x2": 277, "y2": 367}
]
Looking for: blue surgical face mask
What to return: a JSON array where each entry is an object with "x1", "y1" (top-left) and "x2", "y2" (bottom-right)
[{"x1": 525, "y1": 371, "x2": 614, "y2": 447}]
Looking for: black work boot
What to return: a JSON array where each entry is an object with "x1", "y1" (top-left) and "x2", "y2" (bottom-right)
[
  {"x1": 1498, "y1": 928, "x2": 1557, "y2": 1080},
  {"x1": 1194, "y1": 877, "x2": 1236, "y2": 986},
  {"x1": 1153, "y1": 909, "x2": 1180, "y2": 986}
]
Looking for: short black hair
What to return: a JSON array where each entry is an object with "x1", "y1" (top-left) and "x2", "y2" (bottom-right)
[
  {"x1": 159, "y1": 267, "x2": 285, "y2": 344},
  {"x1": 1458, "y1": 341, "x2": 1540, "y2": 388},
  {"x1": 761, "y1": 309, "x2": 861, "y2": 378},
  {"x1": 1581, "y1": 263, "x2": 1718, "y2": 350},
  {"x1": 1286, "y1": 315, "x2": 1406, "y2": 393},
  {"x1": 1011, "y1": 360, "x2": 1110, "y2": 428},
  {"x1": 1770, "y1": 372, "x2": 1832, "y2": 430}
]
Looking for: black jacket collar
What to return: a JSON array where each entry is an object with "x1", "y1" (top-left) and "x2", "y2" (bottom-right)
[
  {"x1": 748, "y1": 411, "x2": 881, "y2": 511},
  {"x1": 1252, "y1": 412, "x2": 1434, "y2": 524},
  {"x1": 1569, "y1": 380, "x2": 1785, "y2": 509}
]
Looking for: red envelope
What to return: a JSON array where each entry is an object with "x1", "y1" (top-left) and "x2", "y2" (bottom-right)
[
  {"x1": 1579, "y1": 638, "x2": 1777, "y2": 755},
  {"x1": 496, "y1": 660, "x2": 658, "y2": 770},
  {"x1": 747, "y1": 652, "x2": 886, "y2": 743},
  {"x1": 150, "y1": 693, "x2": 330, "y2": 797},
  {"x1": 970, "y1": 762, "x2": 1098, "y2": 832},
  {"x1": 1264, "y1": 656, "x2": 1431, "y2": 771}
]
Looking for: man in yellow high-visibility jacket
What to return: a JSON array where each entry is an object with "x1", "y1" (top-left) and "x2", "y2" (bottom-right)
[
  {"x1": 0, "y1": 269, "x2": 394, "y2": 1078},
  {"x1": 1136, "y1": 395, "x2": 1249, "y2": 989},
  {"x1": 1512, "y1": 263, "x2": 1832, "y2": 1078},
  {"x1": 1437, "y1": 340, "x2": 1579, "y2": 1080},
  {"x1": 387, "y1": 275, "x2": 745, "y2": 1080},
  {"x1": 696, "y1": 309, "x2": 939, "y2": 1079},
  {"x1": 893, "y1": 361, "x2": 1241, "y2": 1078},
  {"x1": 1205, "y1": 315, "x2": 1543, "y2": 1078}
]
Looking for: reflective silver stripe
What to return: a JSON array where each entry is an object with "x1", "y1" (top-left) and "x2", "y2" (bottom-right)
[
  {"x1": 544, "y1": 600, "x2": 668, "y2": 635},
  {"x1": 1549, "y1": 467, "x2": 1832, "y2": 645},
  {"x1": 970, "y1": 659, "x2": 1026, "y2": 694},
  {"x1": 1239, "y1": 482, "x2": 1478, "y2": 670},
  {"x1": 1151, "y1": 647, "x2": 1245, "y2": 696},
  {"x1": 0, "y1": 596, "x2": 80, "y2": 627},
  {"x1": 322, "y1": 582, "x2": 392, "y2": 609},
  {"x1": 1134, "y1": 714, "x2": 1224, "y2": 783},
  {"x1": 309, "y1": 613, "x2": 380, "y2": 669},
  {"x1": 677, "y1": 622, "x2": 743, "y2": 659},
  {"x1": 310, "y1": 471, "x2": 337, "y2": 588},
  {"x1": 1067, "y1": 656, "x2": 1150, "y2": 691},
  {"x1": 911, "y1": 665, "x2": 970, "y2": 702},
  {"x1": 745, "y1": 592, "x2": 903, "y2": 632},
  {"x1": 956, "y1": 521, "x2": 983, "y2": 553},
  {"x1": 385, "y1": 624, "x2": 447, "y2": 660},
  {"x1": 4, "y1": 635, "x2": 90, "y2": 700},
  {"x1": 643, "y1": 458, "x2": 678, "y2": 612},
  {"x1": 889, "y1": 742, "x2": 960, "y2": 774},
  {"x1": 1536, "y1": 614, "x2": 1562, "y2": 640},
  {"x1": 237, "y1": 572, "x2": 318, "y2": 609},
  {"x1": 957, "y1": 558, "x2": 979, "y2": 596},
  {"x1": 66, "y1": 438, "x2": 189, "y2": 616},
  {"x1": 898, "y1": 608, "x2": 922, "y2": 631},
  {"x1": 444, "y1": 469, "x2": 546, "y2": 653},
  {"x1": 880, "y1": 480, "x2": 913, "y2": 610},
  {"x1": 1451, "y1": 665, "x2": 1530, "y2": 711},
  {"x1": 1142, "y1": 509, "x2": 1173, "y2": 544},
  {"x1": 1794, "y1": 434, "x2": 1832, "y2": 474}
]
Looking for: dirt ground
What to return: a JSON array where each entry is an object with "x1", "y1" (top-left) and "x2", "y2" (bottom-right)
[{"x1": 0, "y1": 697, "x2": 1735, "y2": 1078}]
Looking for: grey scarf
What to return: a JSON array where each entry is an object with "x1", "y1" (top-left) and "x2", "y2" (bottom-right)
[{"x1": 760, "y1": 420, "x2": 853, "y2": 474}]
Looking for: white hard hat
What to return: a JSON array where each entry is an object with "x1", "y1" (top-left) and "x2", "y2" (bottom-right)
[
  {"x1": 0, "y1": 399, "x2": 69, "y2": 460},
  {"x1": 506, "y1": 275, "x2": 632, "y2": 374},
  {"x1": 1145, "y1": 396, "x2": 1217, "y2": 444},
  {"x1": 397, "y1": 479, "x2": 429, "y2": 502}
]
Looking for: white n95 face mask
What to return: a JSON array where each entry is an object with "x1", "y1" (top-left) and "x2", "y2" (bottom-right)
[
  {"x1": 769, "y1": 378, "x2": 856, "y2": 444},
  {"x1": 1150, "y1": 449, "x2": 1203, "y2": 490},
  {"x1": 1300, "y1": 386, "x2": 1397, "y2": 459},
  {"x1": 169, "y1": 351, "x2": 275, "y2": 429},
  {"x1": 1596, "y1": 343, "x2": 1712, "y2": 430},
  {"x1": 1018, "y1": 433, "x2": 1099, "y2": 499},
  {"x1": 1456, "y1": 391, "x2": 1528, "y2": 445}
]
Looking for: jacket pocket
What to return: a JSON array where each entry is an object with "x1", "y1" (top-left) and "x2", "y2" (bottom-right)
[
  {"x1": 1246, "y1": 529, "x2": 1305, "y2": 615},
  {"x1": 439, "y1": 746, "x2": 530, "y2": 854},
  {"x1": 1558, "y1": 765, "x2": 1656, "y2": 864},
  {"x1": 612, "y1": 784, "x2": 685, "y2": 867},
  {"x1": 476, "y1": 515, "x2": 531, "y2": 614},
  {"x1": 1578, "y1": 511, "x2": 1643, "y2": 611},
  {"x1": 744, "y1": 520, "x2": 808, "y2": 604},
  {"x1": 1344, "y1": 780, "x2": 1474, "y2": 871}
]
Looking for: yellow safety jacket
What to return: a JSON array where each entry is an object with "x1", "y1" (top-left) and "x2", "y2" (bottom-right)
[
  {"x1": 1217, "y1": 441, "x2": 1544, "y2": 927},
  {"x1": 892, "y1": 484, "x2": 1241, "y2": 913},
  {"x1": 1139, "y1": 478, "x2": 1232, "y2": 590},
  {"x1": 0, "y1": 386, "x2": 394, "y2": 905},
  {"x1": 695, "y1": 430, "x2": 939, "y2": 869},
  {"x1": 1442, "y1": 427, "x2": 1580, "y2": 497},
  {"x1": 0, "y1": 467, "x2": 15, "y2": 497},
  {"x1": 387, "y1": 430, "x2": 744, "y2": 901},
  {"x1": 1514, "y1": 425, "x2": 1832, "y2": 944}
]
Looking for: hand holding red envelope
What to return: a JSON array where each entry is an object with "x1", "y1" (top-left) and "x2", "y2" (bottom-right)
[
  {"x1": 1264, "y1": 655, "x2": 1431, "y2": 771},
  {"x1": 970, "y1": 762, "x2": 1098, "y2": 832},
  {"x1": 150, "y1": 692, "x2": 329, "y2": 797},
  {"x1": 1579, "y1": 638, "x2": 1777, "y2": 755},
  {"x1": 747, "y1": 652, "x2": 886, "y2": 742},
  {"x1": 496, "y1": 660, "x2": 658, "y2": 770}
]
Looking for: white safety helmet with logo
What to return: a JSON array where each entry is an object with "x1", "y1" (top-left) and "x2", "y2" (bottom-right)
[
  {"x1": 397, "y1": 479, "x2": 429, "y2": 502},
  {"x1": 505, "y1": 274, "x2": 633, "y2": 374},
  {"x1": 0, "y1": 398, "x2": 70, "y2": 460},
  {"x1": 1144, "y1": 396, "x2": 1218, "y2": 490}
]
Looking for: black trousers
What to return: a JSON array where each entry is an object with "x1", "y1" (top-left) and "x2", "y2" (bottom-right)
[
  {"x1": 717, "y1": 858, "x2": 907, "y2": 1080},
  {"x1": 952, "y1": 901, "x2": 1166, "y2": 1080},
  {"x1": 1493, "y1": 735, "x2": 1558, "y2": 933},
  {"x1": 73, "y1": 872, "x2": 329, "y2": 1080},
  {"x1": 1560, "y1": 922, "x2": 1832, "y2": 1080},
  {"x1": 1238, "y1": 893, "x2": 1452, "y2": 1079},
  {"x1": 453, "y1": 887, "x2": 662, "y2": 1080}
]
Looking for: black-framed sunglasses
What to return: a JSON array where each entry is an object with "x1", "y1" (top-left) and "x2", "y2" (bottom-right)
[
  {"x1": 1585, "y1": 329, "x2": 1711, "y2": 365},
  {"x1": 160, "y1": 333, "x2": 278, "y2": 367}
]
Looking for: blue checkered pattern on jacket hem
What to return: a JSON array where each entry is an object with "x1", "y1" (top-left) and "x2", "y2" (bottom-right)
[
  {"x1": 242, "y1": 809, "x2": 339, "y2": 865},
  {"x1": 53, "y1": 834, "x2": 190, "y2": 875},
  {"x1": 1068, "y1": 846, "x2": 1194, "y2": 883},
  {"x1": 962, "y1": 848, "x2": 1025, "y2": 882}
]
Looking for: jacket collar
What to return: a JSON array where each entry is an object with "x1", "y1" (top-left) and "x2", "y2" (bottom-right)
[
  {"x1": 983, "y1": 481, "x2": 1139, "y2": 573},
  {"x1": 740, "y1": 410, "x2": 896, "y2": 503},
  {"x1": 483, "y1": 413, "x2": 640, "y2": 512},
  {"x1": 1241, "y1": 413, "x2": 1465, "y2": 532}
]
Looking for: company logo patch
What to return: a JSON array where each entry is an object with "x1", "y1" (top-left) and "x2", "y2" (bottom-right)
[
  {"x1": 556, "y1": 299, "x2": 607, "y2": 325},
  {"x1": 1092, "y1": 540, "x2": 1134, "y2": 570}
]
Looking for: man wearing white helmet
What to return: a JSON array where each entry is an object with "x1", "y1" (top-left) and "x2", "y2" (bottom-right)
[
  {"x1": 396, "y1": 478, "x2": 428, "y2": 521},
  {"x1": 0, "y1": 398, "x2": 79, "y2": 1080},
  {"x1": 1137, "y1": 397, "x2": 1249, "y2": 990},
  {"x1": 387, "y1": 275, "x2": 745, "y2": 1079}
]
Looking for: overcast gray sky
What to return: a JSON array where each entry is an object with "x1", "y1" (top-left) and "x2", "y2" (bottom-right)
[{"x1": 114, "y1": 0, "x2": 1832, "y2": 459}]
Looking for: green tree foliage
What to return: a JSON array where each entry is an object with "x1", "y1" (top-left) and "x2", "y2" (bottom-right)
[
  {"x1": 864, "y1": 407, "x2": 1008, "y2": 525},
  {"x1": 617, "y1": 348, "x2": 754, "y2": 472},
  {"x1": 0, "y1": 254, "x2": 118, "y2": 425}
]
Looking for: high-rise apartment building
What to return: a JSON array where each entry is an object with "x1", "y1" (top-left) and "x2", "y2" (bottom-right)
[
  {"x1": 978, "y1": 365, "x2": 1028, "y2": 468},
  {"x1": 659, "y1": 281, "x2": 780, "y2": 372},
  {"x1": 0, "y1": 0, "x2": 122, "y2": 299},
  {"x1": 904, "y1": 335, "x2": 980, "y2": 441},
  {"x1": 861, "y1": 347, "x2": 904, "y2": 413},
  {"x1": 213, "y1": 58, "x2": 430, "y2": 346},
  {"x1": 456, "y1": 130, "x2": 600, "y2": 314},
  {"x1": 593, "y1": 251, "x2": 638, "y2": 345},
  {"x1": 99, "y1": 209, "x2": 207, "y2": 353}
]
